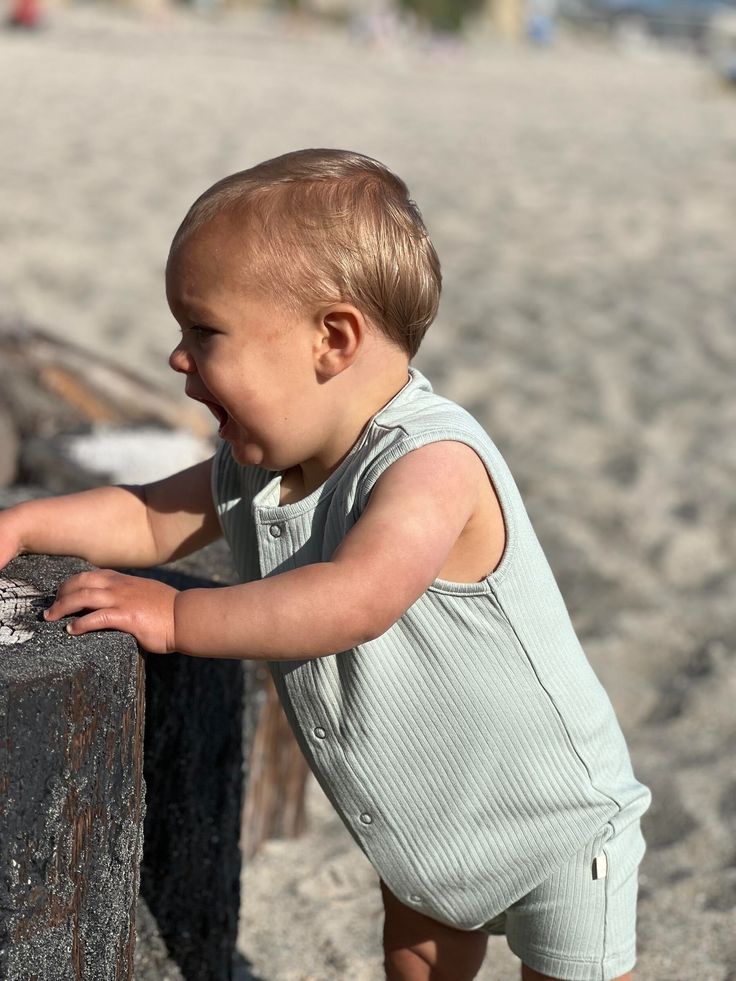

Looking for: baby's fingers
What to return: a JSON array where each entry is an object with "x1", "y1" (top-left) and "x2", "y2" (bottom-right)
[
  {"x1": 63, "y1": 607, "x2": 126, "y2": 637},
  {"x1": 44, "y1": 572, "x2": 113, "y2": 622}
]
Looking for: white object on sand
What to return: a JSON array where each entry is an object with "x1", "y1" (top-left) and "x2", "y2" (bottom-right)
[{"x1": 63, "y1": 426, "x2": 214, "y2": 485}]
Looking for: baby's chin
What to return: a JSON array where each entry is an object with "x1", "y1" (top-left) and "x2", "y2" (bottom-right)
[
  {"x1": 230, "y1": 439, "x2": 281, "y2": 471},
  {"x1": 230, "y1": 442, "x2": 263, "y2": 467}
]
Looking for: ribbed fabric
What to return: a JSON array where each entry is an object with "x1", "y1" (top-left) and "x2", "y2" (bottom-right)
[
  {"x1": 212, "y1": 367, "x2": 651, "y2": 930},
  {"x1": 504, "y1": 818, "x2": 645, "y2": 980}
]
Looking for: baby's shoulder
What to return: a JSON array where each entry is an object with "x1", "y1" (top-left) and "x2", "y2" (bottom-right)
[
  {"x1": 354, "y1": 388, "x2": 499, "y2": 513},
  {"x1": 375, "y1": 385, "x2": 486, "y2": 444}
]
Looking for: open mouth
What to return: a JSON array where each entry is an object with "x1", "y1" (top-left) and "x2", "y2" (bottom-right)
[
  {"x1": 191, "y1": 395, "x2": 231, "y2": 435},
  {"x1": 206, "y1": 401, "x2": 229, "y2": 429}
]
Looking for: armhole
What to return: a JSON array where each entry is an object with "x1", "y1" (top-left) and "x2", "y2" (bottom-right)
[{"x1": 358, "y1": 429, "x2": 518, "y2": 588}]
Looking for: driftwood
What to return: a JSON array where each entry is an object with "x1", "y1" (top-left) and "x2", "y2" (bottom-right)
[
  {"x1": 241, "y1": 665, "x2": 310, "y2": 860},
  {"x1": 0, "y1": 319, "x2": 211, "y2": 445},
  {"x1": 0, "y1": 320, "x2": 311, "y2": 869}
]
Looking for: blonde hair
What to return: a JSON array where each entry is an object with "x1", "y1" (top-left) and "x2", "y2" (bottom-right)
[{"x1": 171, "y1": 149, "x2": 442, "y2": 358}]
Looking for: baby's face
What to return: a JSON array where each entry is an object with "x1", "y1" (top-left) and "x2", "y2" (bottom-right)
[{"x1": 166, "y1": 216, "x2": 324, "y2": 471}]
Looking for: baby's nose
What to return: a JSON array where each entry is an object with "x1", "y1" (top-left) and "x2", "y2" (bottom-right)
[{"x1": 169, "y1": 343, "x2": 195, "y2": 375}]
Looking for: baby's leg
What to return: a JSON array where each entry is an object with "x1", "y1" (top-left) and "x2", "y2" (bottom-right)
[{"x1": 380, "y1": 880, "x2": 488, "y2": 981}]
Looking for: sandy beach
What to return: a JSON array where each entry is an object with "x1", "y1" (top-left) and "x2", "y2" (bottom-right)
[{"x1": 1, "y1": 8, "x2": 735, "y2": 978}]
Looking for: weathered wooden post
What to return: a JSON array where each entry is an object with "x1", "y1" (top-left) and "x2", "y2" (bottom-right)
[
  {"x1": 0, "y1": 553, "x2": 144, "y2": 980},
  {"x1": 136, "y1": 544, "x2": 245, "y2": 981},
  {"x1": 0, "y1": 543, "x2": 247, "y2": 981}
]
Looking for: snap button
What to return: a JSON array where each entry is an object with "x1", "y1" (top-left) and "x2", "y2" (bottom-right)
[
  {"x1": 359, "y1": 812, "x2": 373, "y2": 825},
  {"x1": 269, "y1": 524, "x2": 282, "y2": 538},
  {"x1": 409, "y1": 894, "x2": 422, "y2": 904},
  {"x1": 314, "y1": 727, "x2": 326, "y2": 739}
]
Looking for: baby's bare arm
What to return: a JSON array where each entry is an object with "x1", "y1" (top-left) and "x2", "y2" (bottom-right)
[
  {"x1": 0, "y1": 457, "x2": 220, "y2": 570},
  {"x1": 45, "y1": 442, "x2": 485, "y2": 658}
]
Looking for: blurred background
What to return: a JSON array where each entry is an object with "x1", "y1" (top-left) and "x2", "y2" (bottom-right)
[{"x1": 1, "y1": 0, "x2": 735, "y2": 978}]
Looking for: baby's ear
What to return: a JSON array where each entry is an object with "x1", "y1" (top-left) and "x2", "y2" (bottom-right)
[{"x1": 315, "y1": 305, "x2": 365, "y2": 378}]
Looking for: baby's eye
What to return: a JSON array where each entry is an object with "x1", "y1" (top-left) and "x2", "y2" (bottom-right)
[{"x1": 189, "y1": 325, "x2": 215, "y2": 342}]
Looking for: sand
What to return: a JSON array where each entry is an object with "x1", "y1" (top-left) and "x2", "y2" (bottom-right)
[{"x1": 1, "y1": 9, "x2": 734, "y2": 978}]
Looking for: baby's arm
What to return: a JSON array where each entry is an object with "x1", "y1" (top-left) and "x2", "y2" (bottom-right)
[
  {"x1": 44, "y1": 441, "x2": 488, "y2": 658},
  {"x1": 0, "y1": 458, "x2": 220, "y2": 571}
]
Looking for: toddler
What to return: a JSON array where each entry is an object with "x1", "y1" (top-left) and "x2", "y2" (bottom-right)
[{"x1": 0, "y1": 149, "x2": 651, "y2": 981}]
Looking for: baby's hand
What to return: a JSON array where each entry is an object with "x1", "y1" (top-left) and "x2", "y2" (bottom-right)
[{"x1": 44, "y1": 570, "x2": 178, "y2": 654}]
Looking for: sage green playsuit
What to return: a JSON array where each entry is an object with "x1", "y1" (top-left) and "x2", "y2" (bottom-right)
[{"x1": 212, "y1": 367, "x2": 651, "y2": 979}]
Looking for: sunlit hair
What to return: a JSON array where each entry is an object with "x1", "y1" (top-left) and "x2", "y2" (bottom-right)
[{"x1": 170, "y1": 149, "x2": 442, "y2": 358}]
